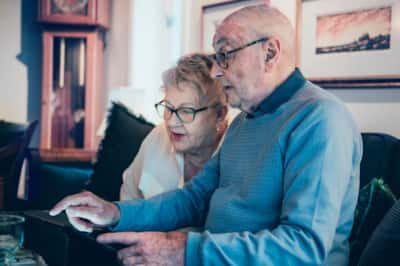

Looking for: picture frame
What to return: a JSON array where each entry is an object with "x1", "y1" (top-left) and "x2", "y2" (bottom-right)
[{"x1": 297, "y1": 0, "x2": 400, "y2": 88}]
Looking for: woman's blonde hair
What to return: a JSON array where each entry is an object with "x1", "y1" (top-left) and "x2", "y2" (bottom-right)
[{"x1": 162, "y1": 53, "x2": 227, "y2": 112}]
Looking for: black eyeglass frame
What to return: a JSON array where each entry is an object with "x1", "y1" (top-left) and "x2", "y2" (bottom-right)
[
  {"x1": 154, "y1": 100, "x2": 210, "y2": 123},
  {"x1": 212, "y1": 37, "x2": 269, "y2": 69}
]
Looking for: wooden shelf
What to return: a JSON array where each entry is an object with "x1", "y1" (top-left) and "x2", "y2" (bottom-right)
[{"x1": 39, "y1": 149, "x2": 96, "y2": 162}]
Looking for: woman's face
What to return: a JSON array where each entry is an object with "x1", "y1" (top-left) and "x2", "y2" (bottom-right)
[{"x1": 163, "y1": 83, "x2": 220, "y2": 154}]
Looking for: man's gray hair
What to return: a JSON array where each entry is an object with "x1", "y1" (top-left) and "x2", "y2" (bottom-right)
[{"x1": 222, "y1": 4, "x2": 296, "y2": 59}]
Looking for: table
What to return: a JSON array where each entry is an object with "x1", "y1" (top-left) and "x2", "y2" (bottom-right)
[{"x1": 11, "y1": 248, "x2": 47, "y2": 266}]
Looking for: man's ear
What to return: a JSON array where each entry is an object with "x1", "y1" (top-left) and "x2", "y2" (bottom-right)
[
  {"x1": 265, "y1": 47, "x2": 276, "y2": 62},
  {"x1": 262, "y1": 38, "x2": 281, "y2": 71}
]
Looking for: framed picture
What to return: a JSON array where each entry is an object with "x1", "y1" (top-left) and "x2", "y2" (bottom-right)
[
  {"x1": 202, "y1": 0, "x2": 297, "y2": 53},
  {"x1": 297, "y1": 0, "x2": 400, "y2": 88}
]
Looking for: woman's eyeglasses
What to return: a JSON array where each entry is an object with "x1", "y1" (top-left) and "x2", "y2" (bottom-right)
[{"x1": 155, "y1": 100, "x2": 209, "y2": 123}]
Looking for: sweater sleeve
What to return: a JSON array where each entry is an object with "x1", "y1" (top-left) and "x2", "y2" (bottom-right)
[
  {"x1": 113, "y1": 151, "x2": 221, "y2": 232},
  {"x1": 185, "y1": 101, "x2": 362, "y2": 265}
]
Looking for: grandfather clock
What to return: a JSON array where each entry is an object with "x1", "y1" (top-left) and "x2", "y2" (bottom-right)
[{"x1": 38, "y1": 0, "x2": 110, "y2": 161}]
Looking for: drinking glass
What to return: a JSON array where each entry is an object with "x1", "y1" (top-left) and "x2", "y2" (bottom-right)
[{"x1": 0, "y1": 214, "x2": 25, "y2": 266}]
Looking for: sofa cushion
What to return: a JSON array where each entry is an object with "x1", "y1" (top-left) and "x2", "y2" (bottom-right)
[
  {"x1": 361, "y1": 133, "x2": 400, "y2": 197},
  {"x1": 86, "y1": 102, "x2": 154, "y2": 201},
  {"x1": 357, "y1": 199, "x2": 400, "y2": 266},
  {"x1": 0, "y1": 120, "x2": 26, "y2": 147},
  {"x1": 36, "y1": 164, "x2": 92, "y2": 209},
  {"x1": 349, "y1": 178, "x2": 397, "y2": 265},
  {"x1": 0, "y1": 121, "x2": 28, "y2": 177}
]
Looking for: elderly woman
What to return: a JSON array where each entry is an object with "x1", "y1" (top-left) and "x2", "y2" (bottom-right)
[{"x1": 120, "y1": 54, "x2": 228, "y2": 200}]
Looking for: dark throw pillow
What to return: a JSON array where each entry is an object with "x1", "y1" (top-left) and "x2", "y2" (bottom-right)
[
  {"x1": 85, "y1": 102, "x2": 154, "y2": 201},
  {"x1": 358, "y1": 199, "x2": 400, "y2": 266},
  {"x1": 349, "y1": 178, "x2": 397, "y2": 265},
  {"x1": 0, "y1": 120, "x2": 27, "y2": 176}
]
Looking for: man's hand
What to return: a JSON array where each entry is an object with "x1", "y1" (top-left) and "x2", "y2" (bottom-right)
[
  {"x1": 97, "y1": 231, "x2": 187, "y2": 266},
  {"x1": 49, "y1": 191, "x2": 120, "y2": 232}
]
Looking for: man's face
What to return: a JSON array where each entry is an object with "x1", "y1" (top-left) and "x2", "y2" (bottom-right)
[{"x1": 211, "y1": 22, "x2": 265, "y2": 112}]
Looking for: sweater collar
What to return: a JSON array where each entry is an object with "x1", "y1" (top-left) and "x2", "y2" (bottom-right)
[{"x1": 248, "y1": 68, "x2": 306, "y2": 118}]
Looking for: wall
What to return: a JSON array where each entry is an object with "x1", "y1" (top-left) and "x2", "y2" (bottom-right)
[
  {"x1": 0, "y1": 0, "x2": 42, "y2": 146},
  {"x1": 182, "y1": 0, "x2": 400, "y2": 137},
  {"x1": 332, "y1": 89, "x2": 400, "y2": 137},
  {"x1": 1, "y1": 0, "x2": 399, "y2": 143},
  {"x1": 103, "y1": 0, "x2": 184, "y2": 125},
  {"x1": 0, "y1": 0, "x2": 28, "y2": 123},
  {"x1": 103, "y1": 0, "x2": 130, "y2": 92}
]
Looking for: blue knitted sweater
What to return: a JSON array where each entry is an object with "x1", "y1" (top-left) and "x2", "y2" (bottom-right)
[{"x1": 115, "y1": 69, "x2": 363, "y2": 265}]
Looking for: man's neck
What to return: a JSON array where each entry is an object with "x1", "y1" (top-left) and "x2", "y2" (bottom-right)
[
  {"x1": 184, "y1": 148, "x2": 213, "y2": 167},
  {"x1": 245, "y1": 65, "x2": 296, "y2": 113},
  {"x1": 184, "y1": 133, "x2": 222, "y2": 166}
]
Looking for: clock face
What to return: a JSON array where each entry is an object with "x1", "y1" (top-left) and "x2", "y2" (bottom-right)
[{"x1": 52, "y1": 0, "x2": 89, "y2": 15}]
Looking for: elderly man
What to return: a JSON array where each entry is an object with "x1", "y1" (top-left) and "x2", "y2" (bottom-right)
[{"x1": 50, "y1": 5, "x2": 362, "y2": 266}]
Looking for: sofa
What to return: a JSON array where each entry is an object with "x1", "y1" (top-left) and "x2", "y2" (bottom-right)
[
  {"x1": 349, "y1": 133, "x2": 400, "y2": 265},
  {"x1": 9, "y1": 104, "x2": 399, "y2": 265}
]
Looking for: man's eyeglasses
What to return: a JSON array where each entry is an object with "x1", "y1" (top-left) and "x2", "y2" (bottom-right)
[
  {"x1": 211, "y1": 37, "x2": 269, "y2": 69},
  {"x1": 155, "y1": 100, "x2": 209, "y2": 123}
]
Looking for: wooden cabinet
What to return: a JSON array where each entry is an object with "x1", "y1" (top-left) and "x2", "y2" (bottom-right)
[{"x1": 38, "y1": 0, "x2": 109, "y2": 161}]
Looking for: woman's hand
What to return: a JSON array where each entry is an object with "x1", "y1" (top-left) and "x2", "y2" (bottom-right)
[
  {"x1": 49, "y1": 191, "x2": 120, "y2": 232},
  {"x1": 97, "y1": 231, "x2": 187, "y2": 266}
]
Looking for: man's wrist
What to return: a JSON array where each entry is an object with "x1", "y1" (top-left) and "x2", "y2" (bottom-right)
[
  {"x1": 109, "y1": 202, "x2": 121, "y2": 227},
  {"x1": 166, "y1": 232, "x2": 187, "y2": 266}
]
